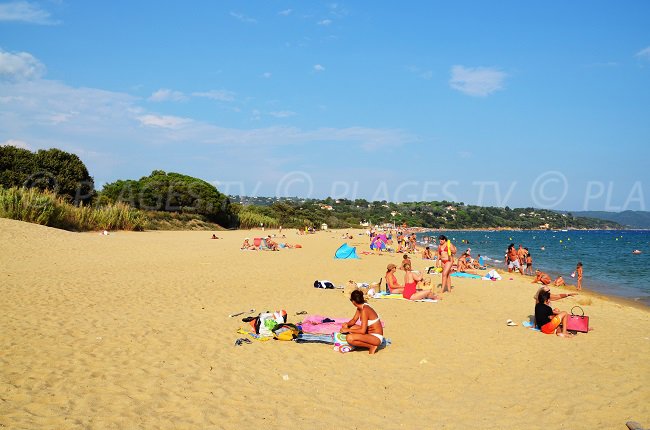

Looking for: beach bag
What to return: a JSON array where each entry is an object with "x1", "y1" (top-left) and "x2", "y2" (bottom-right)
[
  {"x1": 272, "y1": 323, "x2": 300, "y2": 341},
  {"x1": 314, "y1": 280, "x2": 335, "y2": 289},
  {"x1": 566, "y1": 306, "x2": 589, "y2": 333},
  {"x1": 243, "y1": 310, "x2": 287, "y2": 337}
]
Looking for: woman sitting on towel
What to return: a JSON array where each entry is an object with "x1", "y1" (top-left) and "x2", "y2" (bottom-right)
[
  {"x1": 385, "y1": 263, "x2": 404, "y2": 294},
  {"x1": 340, "y1": 290, "x2": 384, "y2": 354},
  {"x1": 403, "y1": 263, "x2": 440, "y2": 301},
  {"x1": 535, "y1": 289, "x2": 573, "y2": 338}
]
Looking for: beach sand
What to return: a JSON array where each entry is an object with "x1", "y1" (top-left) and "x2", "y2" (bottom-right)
[{"x1": 1, "y1": 218, "x2": 649, "y2": 429}]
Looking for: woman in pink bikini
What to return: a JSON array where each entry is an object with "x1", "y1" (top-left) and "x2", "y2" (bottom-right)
[
  {"x1": 437, "y1": 235, "x2": 456, "y2": 293},
  {"x1": 402, "y1": 263, "x2": 439, "y2": 301}
]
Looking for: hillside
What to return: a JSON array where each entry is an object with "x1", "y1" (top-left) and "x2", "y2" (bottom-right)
[
  {"x1": 231, "y1": 196, "x2": 623, "y2": 230},
  {"x1": 568, "y1": 210, "x2": 650, "y2": 229}
]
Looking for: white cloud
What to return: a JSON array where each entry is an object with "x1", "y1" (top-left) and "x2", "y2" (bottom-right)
[
  {"x1": 1, "y1": 139, "x2": 31, "y2": 150},
  {"x1": 230, "y1": 11, "x2": 257, "y2": 24},
  {"x1": 137, "y1": 114, "x2": 192, "y2": 129},
  {"x1": 269, "y1": 111, "x2": 296, "y2": 118},
  {"x1": 636, "y1": 46, "x2": 650, "y2": 60},
  {"x1": 0, "y1": 1, "x2": 58, "y2": 24},
  {"x1": 48, "y1": 112, "x2": 74, "y2": 124},
  {"x1": 278, "y1": 9, "x2": 292, "y2": 16},
  {"x1": 313, "y1": 64, "x2": 325, "y2": 72},
  {"x1": 148, "y1": 88, "x2": 187, "y2": 102},
  {"x1": 0, "y1": 58, "x2": 418, "y2": 187},
  {"x1": 406, "y1": 65, "x2": 433, "y2": 80},
  {"x1": 192, "y1": 90, "x2": 236, "y2": 102},
  {"x1": 449, "y1": 65, "x2": 507, "y2": 97},
  {"x1": 261, "y1": 72, "x2": 272, "y2": 78},
  {"x1": 318, "y1": 19, "x2": 332, "y2": 26},
  {"x1": 0, "y1": 48, "x2": 46, "y2": 80}
]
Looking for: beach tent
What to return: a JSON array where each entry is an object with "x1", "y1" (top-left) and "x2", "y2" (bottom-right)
[{"x1": 334, "y1": 243, "x2": 360, "y2": 259}]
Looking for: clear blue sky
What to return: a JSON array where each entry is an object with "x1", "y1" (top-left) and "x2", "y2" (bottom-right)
[{"x1": 1, "y1": 0, "x2": 649, "y2": 211}]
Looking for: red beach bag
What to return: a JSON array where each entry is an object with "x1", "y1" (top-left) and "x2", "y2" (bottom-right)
[{"x1": 566, "y1": 306, "x2": 589, "y2": 333}]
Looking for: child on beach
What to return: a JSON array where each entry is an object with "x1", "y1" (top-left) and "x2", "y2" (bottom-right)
[
  {"x1": 400, "y1": 254, "x2": 412, "y2": 271},
  {"x1": 422, "y1": 246, "x2": 433, "y2": 260},
  {"x1": 576, "y1": 262, "x2": 583, "y2": 291}
]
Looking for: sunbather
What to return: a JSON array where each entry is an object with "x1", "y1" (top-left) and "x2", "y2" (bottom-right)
[
  {"x1": 403, "y1": 263, "x2": 440, "y2": 301},
  {"x1": 385, "y1": 263, "x2": 404, "y2": 294},
  {"x1": 457, "y1": 253, "x2": 478, "y2": 274},
  {"x1": 535, "y1": 289, "x2": 573, "y2": 338},
  {"x1": 266, "y1": 236, "x2": 279, "y2": 251},
  {"x1": 241, "y1": 238, "x2": 257, "y2": 250},
  {"x1": 531, "y1": 270, "x2": 552, "y2": 285},
  {"x1": 340, "y1": 290, "x2": 384, "y2": 354}
]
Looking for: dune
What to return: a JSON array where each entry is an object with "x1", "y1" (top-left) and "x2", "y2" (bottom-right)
[{"x1": 1, "y1": 218, "x2": 648, "y2": 429}]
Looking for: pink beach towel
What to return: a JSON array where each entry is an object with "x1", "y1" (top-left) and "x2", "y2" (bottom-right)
[{"x1": 300, "y1": 314, "x2": 384, "y2": 334}]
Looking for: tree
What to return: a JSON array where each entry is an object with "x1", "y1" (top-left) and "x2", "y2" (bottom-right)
[
  {"x1": 100, "y1": 171, "x2": 236, "y2": 227},
  {"x1": 0, "y1": 145, "x2": 37, "y2": 190},
  {"x1": 0, "y1": 146, "x2": 95, "y2": 205}
]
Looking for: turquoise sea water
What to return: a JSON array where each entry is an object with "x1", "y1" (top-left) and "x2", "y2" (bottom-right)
[{"x1": 415, "y1": 230, "x2": 650, "y2": 306}]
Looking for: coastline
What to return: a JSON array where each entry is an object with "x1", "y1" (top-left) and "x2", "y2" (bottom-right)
[{"x1": 1, "y1": 219, "x2": 649, "y2": 429}]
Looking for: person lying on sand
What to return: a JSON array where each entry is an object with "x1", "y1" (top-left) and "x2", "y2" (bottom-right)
[
  {"x1": 403, "y1": 263, "x2": 440, "y2": 301},
  {"x1": 241, "y1": 238, "x2": 257, "y2": 250},
  {"x1": 531, "y1": 270, "x2": 552, "y2": 285},
  {"x1": 340, "y1": 290, "x2": 384, "y2": 355},
  {"x1": 385, "y1": 263, "x2": 404, "y2": 294},
  {"x1": 535, "y1": 289, "x2": 573, "y2": 338},
  {"x1": 265, "y1": 236, "x2": 279, "y2": 251}
]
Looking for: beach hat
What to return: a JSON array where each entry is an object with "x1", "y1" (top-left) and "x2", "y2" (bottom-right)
[{"x1": 387, "y1": 263, "x2": 397, "y2": 270}]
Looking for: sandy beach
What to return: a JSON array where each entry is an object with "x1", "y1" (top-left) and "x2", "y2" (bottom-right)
[{"x1": 1, "y1": 218, "x2": 649, "y2": 429}]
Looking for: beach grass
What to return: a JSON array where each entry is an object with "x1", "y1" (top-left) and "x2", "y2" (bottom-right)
[{"x1": 0, "y1": 186, "x2": 146, "y2": 231}]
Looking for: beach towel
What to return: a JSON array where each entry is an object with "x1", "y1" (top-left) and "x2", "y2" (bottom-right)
[
  {"x1": 451, "y1": 272, "x2": 482, "y2": 279},
  {"x1": 296, "y1": 332, "x2": 391, "y2": 353},
  {"x1": 372, "y1": 293, "x2": 438, "y2": 302},
  {"x1": 482, "y1": 269, "x2": 502, "y2": 281},
  {"x1": 300, "y1": 315, "x2": 350, "y2": 334}
]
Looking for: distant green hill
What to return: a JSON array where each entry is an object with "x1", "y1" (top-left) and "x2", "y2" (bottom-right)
[
  {"x1": 567, "y1": 211, "x2": 650, "y2": 229},
  {"x1": 230, "y1": 196, "x2": 622, "y2": 230}
]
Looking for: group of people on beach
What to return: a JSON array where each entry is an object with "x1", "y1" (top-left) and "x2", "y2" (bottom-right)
[
  {"x1": 344, "y1": 234, "x2": 588, "y2": 352},
  {"x1": 507, "y1": 242, "x2": 584, "y2": 291},
  {"x1": 240, "y1": 235, "x2": 298, "y2": 251}
]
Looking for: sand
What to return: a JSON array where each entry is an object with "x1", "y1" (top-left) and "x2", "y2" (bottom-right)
[{"x1": 1, "y1": 217, "x2": 649, "y2": 429}]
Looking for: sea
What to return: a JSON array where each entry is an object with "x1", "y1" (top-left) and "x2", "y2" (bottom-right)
[{"x1": 415, "y1": 230, "x2": 650, "y2": 306}]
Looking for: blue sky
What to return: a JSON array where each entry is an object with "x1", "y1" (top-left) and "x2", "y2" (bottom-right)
[{"x1": 1, "y1": 0, "x2": 649, "y2": 211}]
